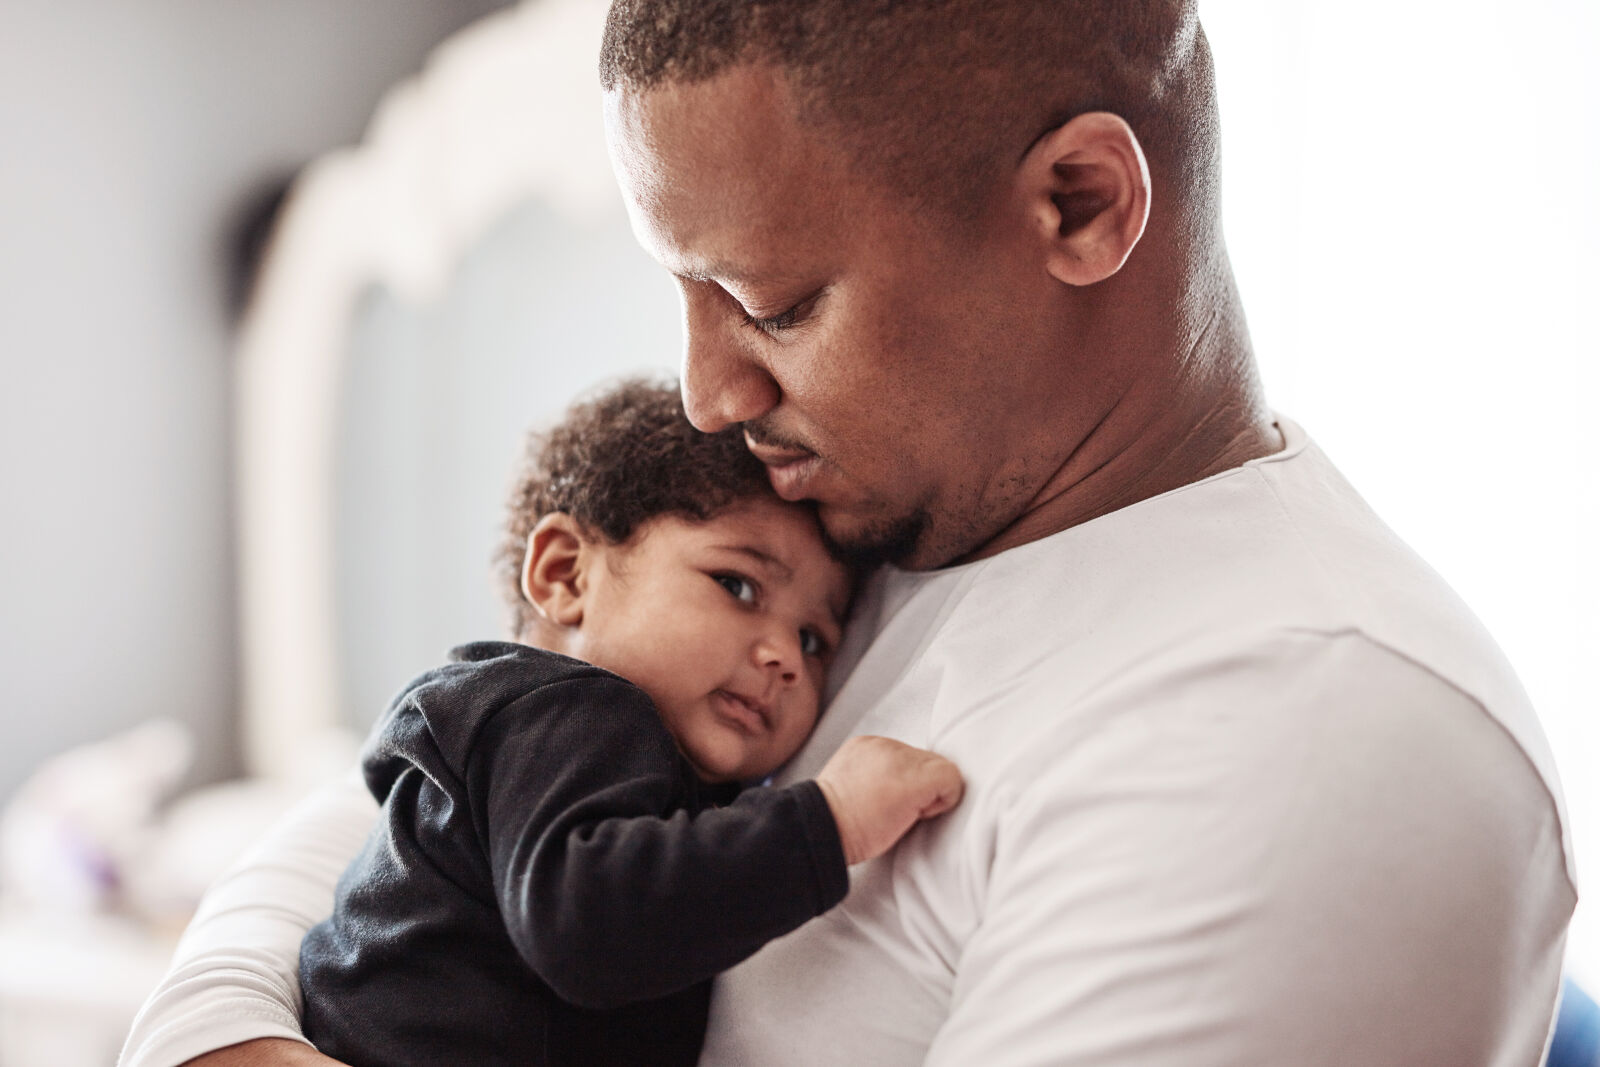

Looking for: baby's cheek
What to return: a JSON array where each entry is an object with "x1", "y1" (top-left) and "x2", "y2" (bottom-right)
[
  {"x1": 786, "y1": 698, "x2": 823, "y2": 750},
  {"x1": 804, "y1": 662, "x2": 829, "y2": 700}
]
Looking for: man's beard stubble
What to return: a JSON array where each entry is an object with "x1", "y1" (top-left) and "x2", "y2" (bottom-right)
[
  {"x1": 819, "y1": 506, "x2": 929, "y2": 572},
  {"x1": 742, "y1": 417, "x2": 930, "y2": 570}
]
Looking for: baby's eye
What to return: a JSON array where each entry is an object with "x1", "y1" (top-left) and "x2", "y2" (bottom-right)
[
  {"x1": 799, "y1": 628, "x2": 827, "y2": 658},
  {"x1": 714, "y1": 574, "x2": 758, "y2": 603}
]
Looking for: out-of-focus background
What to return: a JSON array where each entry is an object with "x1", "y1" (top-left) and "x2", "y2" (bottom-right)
[{"x1": 0, "y1": 1, "x2": 1595, "y2": 1063}]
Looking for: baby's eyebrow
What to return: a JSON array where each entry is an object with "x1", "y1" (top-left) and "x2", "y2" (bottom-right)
[{"x1": 711, "y1": 543, "x2": 794, "y2": 582}]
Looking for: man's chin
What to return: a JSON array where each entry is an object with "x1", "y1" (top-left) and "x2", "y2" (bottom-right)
[{"x1": 818, "y1": 506, "x2": 930, "y2": 570}]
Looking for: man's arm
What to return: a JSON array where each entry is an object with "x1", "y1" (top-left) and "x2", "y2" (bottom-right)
[
  {"x1": 925, "y1": 632, "x2": 1573, "y2": 1066},
  {"x1": 118, "y1": 771, "x2": 377, "y2": 1067},
  {"x1": 180, "y1": 1039, "x2": 343, "y2": 1067}
]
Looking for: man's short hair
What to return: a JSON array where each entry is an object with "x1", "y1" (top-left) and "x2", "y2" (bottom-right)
[
  {"x1": 495, "y1": 377, "x2": 783, "y2": 636},
  {"x1": 599, "y1": 0, "x2": 1217, "y2": 219}
]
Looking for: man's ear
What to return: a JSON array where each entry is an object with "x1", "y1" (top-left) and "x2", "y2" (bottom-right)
[
  {"x1": 1019, "y1": 111, "x2": 1151, "y2": 287},
  {"x1": 521, "y1": 513, "x2": 591, "y2": 628}
]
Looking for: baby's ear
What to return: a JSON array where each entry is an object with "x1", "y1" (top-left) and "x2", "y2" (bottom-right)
[{"x1": 522, "y1": 513, "x2": 590, "y2": 627}]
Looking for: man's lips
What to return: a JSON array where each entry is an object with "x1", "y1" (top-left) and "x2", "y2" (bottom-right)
[
  {"x1": 713, "y1": 689, "x2": 772, "y2": 735},
  {"x1": 743, "y1": 435, "x2": 822, "y2": 501}
]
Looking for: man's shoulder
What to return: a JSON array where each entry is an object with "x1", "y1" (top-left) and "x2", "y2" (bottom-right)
[
  {"x1": 935, "y1": 560, "x2": 1570, "y2": 879},
  {"x1": 937, "y1": 627, "x2": 1574, "y2": 1067},
  {"x1": 899, "y1": 430, "x2": 1572, "y2": 884},
  {"x1": 939, "y1": 624, "x2": 1529, "y2": 789},
  {"x1": 933, "y1": 429, "x2": 1543, "y2": 755},
  {"x1": 930, "y1": 628, "x2": 1575, "y2": 939}
]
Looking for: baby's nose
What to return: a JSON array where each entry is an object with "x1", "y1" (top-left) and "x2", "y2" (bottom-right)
[{"x1": 756, "y1": 630, "x2": 801, "y2": 684}]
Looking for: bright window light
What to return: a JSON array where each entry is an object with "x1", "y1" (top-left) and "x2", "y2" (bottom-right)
[{"x1": 1207, "y1": 0, "x2": 1600, "y2": 981}]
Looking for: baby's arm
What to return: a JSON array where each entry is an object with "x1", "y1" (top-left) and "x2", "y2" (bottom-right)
[
  {"x1": 477, "y1": 683, "x2": 961, "y2": 1010},
  {"x1": 814, "y1": 734, "x2": 965, "y2": 865}
]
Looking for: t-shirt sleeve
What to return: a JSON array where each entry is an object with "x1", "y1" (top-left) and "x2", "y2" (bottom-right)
[
  {"x1": 117, "y1": 768, "x2": 378, "y2": 1067},
  {"x1": 923, "y1": 631, "x2": 1573, "y2": 1067},
  {"x1": 470, "y1": 675, "x2": 849, "y2": 1011}
]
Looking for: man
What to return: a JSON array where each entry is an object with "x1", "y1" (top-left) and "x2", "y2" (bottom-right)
[{"x1": 123, "y1": 2, "x2": 1574, "y2": 1064}]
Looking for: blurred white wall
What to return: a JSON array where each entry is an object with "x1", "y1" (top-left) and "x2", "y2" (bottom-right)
[
  {"x1": 1206, "y1": 0, "x2": 1600, "y2": 976},
  {"x1": 0, "y1": 0, "x2": 508, "y2": 801},
  {"x1": 334, "y1": 199, "x2": 680, "y2": 741}
]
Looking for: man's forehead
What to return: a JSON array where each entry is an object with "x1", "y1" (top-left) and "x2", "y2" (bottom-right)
[
  {"x1": 604, "y1": 68, "x2": 854, "y2": 276},
  {"x1": 604, "y1": 68, "x2": 791, "y2": 198},
  {"x1": 606, "y1": 63, "x2": 792, "y2": 143}
]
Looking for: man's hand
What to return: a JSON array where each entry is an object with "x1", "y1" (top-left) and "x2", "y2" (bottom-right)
[
  {"x1": 182, "y1": 1039, "x2": 348, "y2": 1067},
  {"x1": 814, "y1": 735, "x2": 964, "y2": 865}
]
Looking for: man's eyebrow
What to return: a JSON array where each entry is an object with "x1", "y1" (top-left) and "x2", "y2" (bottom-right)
[
  {"x1": 678, "y1": 260, "x2": 819, "y2": 291},
  {"x1": 711, "y1": 543, "x2": 794, "y2": 582},
  {"x1": 677, "y1": 262, "x2": 757, "y2": 286}
]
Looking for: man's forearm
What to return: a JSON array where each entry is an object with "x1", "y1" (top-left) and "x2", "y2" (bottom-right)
[
  {"x1": 182, "y1": 1039, "x2": 347, "y2": 1067},
  {"x1": 119, "y1": 771, "x2": 377, "y2": 1067}
]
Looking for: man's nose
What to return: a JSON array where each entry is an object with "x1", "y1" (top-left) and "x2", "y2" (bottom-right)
[{"x1": 680, "y1": 284, "x2": 780, "y2": 433}]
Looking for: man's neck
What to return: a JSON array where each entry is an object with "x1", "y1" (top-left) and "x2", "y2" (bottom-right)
[{"x1": 959, "y1": 291, "x2": 1281, "y2": 565}]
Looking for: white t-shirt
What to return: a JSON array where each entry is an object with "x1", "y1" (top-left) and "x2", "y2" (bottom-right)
[{"x1": 120, "y1": 419, "x2": 1575, "y2": 1067}]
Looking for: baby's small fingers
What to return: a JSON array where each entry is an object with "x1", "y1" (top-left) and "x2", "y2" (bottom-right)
[{"x1": 917, "y1": 760, "x2": 965, "y2": 817}]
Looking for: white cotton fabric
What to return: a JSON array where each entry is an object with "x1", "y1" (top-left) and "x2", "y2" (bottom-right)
[{"x1": 120, "y1": 419, "x2": 1575, "y2": 1067}]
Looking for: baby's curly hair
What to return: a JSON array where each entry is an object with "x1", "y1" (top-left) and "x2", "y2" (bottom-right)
[{"x1": 495, "y1": 377, "x2": 784, "y2": 636}]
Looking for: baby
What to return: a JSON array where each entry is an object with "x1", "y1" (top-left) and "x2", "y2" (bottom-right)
[{"x1": 298, "y1": 379, "x2": 963, "y2": 1067}]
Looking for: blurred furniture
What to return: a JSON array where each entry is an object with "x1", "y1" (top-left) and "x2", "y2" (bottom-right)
[{"x1": 0, "y1": 909, "x2": 176, "y2": 1066}]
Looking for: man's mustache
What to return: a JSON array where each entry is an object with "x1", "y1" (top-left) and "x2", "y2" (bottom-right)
[{"x1": 741, "y1": 418, "x2": 816, "y2": 457}]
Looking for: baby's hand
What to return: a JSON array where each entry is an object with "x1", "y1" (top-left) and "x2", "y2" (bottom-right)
[{"x1": 814, "y1": 736, "x2": 964, "y2": 865}]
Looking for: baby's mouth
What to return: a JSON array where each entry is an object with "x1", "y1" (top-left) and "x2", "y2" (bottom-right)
[{"x1": 713, "y1": 689, "x2": 772, "y2": 734}]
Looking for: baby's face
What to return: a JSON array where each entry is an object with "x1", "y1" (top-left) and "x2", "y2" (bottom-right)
[{"x1": 573, "y1": 499, "x2": 852, "y2": 782}]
